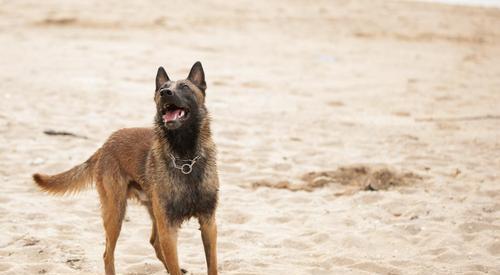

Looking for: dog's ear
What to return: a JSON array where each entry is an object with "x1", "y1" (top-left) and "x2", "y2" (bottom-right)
[
  {"x1": 187, "y1": 61, "x2": 206, "y2": 92},
  {"x1": 156, "y1": 66, "x2": 170, "y2": 91}
]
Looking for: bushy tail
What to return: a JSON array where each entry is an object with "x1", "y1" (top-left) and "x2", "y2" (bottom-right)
[{"x1": 33, "y1": 149, "x2": 100, "y2": 195}]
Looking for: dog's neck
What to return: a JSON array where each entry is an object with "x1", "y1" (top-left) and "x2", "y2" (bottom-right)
[
  {"x1": 154, "y1": 115, "x2": 208, "y2": 159},
  {"x1": 164, "y1": 125, "x2": 200, "y2": 158}
]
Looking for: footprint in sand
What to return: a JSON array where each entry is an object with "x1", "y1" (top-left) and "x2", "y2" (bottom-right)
[
  {"x1": 311, "y1": 232, "x2": 330, "y2": 244},
  {"x1": 266, "y1": 215, "x2": 291, "y2": 224},
  {"x1": 218, "y1": 241, "x2": 238, "y2": 251},
  {"x1": 487, "y1": 241, "x2": 500, "y2": 256},
  {"x1": 340, "y1": 235, "x2": 367, "y2": 249},
  {"x1": 398, "y1": 224, "x2": 422, "y2": 235},
  {"x1": 459, "y1": 222, "x2": 500, "y2": 234},
  {"x1": 423, "y1": 247, "x2": 447, "y2": 256},
  {"x1": 349, "y1": 261, "x2": 401, "y2": 275},
  {"x1": 224, "y1": 211, "x2": 251, "y2": 225},
  {"x1": 240, "y1": 81, "x2": 266, "y2": 89},
  {"x1": 330, "y1": 256, "x2": 356, "y2": 266},
  {"x1": 219, "y1": 164, "x2": 242, "y2": 174},
  {"x1": 460, "y1": 264, "x2": 492, "y2": 273},
  {"x1": 220, "y1": 260, "x2": 239, "y2": 272},
  {"x1": 65, "y1": 257, "x2": 84, "y2": 270},
  {"x1": 122, "y1": 243, "x2": 151, "y2": 257},
  {"x1": 392, "y1": 111, "x2": 411, "y2": 117},
  {"x1": 0, "y1": 195, "x2": 10, "y2": 204},
  {"x1": 22, "y1": 236, "x2": 41, "y2": 247},
  {"x1": 436, "y1": 121, "x2": 461, "y2": 131},
  {"x1": 123, "y1": 262, "x2": 163, "y2": 275},
  {"x1": 212, "y1": 80, "x2": 227, "y2": 87},
  {"x1": 218, "y1": 129, "x2": 245, "y2": 140},
  {"x1": 432, "y1": 251, "x2": 465, "y2": 263},
  {"x1": 327, "y1": 100, "x2": 345, "y2": 107},
  {"x1": 25, "y1": 263, "x2": 55, "y2": 274},
  {"x1": 357, "y1": 192, "x2": 384, "y2": 204},
  {"x1": 272, "y1": 163, "x2": 292, "y2": 172},
  {"x1": 0, "y1": 263, "x2": 13, "y2": 272},
  {"x1": 287, "y1": 196, "x2": 312, "y2": 204},
  {"x1": 281, "y1": 238, "x2": 308, "y2": 250},
  {"x1": 38, "y1": 17, "x2": 78, "y2": 26}
]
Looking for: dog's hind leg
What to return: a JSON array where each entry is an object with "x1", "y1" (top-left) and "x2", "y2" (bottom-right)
[{"x1": 97, "y1": 175, "x2": 127, "y2": 275}]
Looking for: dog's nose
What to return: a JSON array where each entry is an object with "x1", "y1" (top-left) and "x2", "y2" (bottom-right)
[{"x1": 160, "y1": 89, "x2": 173, "y2": 97}]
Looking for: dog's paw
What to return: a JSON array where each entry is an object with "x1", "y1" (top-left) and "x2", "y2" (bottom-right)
[{"x1": 166, "y1": 267, "x2": 188, "y2": 274}]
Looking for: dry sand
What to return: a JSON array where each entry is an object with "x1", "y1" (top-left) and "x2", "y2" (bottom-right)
[{"x1": 1, "y1": 0, "x2": 500, "y2": 274}]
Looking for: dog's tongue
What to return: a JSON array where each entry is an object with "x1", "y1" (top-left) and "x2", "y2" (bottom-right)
[{"x1": 163, "y1": 109, "x2": 183, "y2": 123}]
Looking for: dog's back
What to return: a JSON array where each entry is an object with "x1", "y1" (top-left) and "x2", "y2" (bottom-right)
[{"x1": 33, "y1": 127, "x2": 154, "y2": 196}]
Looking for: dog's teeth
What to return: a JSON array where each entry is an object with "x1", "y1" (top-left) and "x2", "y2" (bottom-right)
[{"x1": 180, "y1": 110, "x2": 185, "y2": 118}]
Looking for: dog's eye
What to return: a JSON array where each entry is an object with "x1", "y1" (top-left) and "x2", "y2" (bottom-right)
[{"x1": 180, "y1": 83, "x2": 189, "y2": 90}]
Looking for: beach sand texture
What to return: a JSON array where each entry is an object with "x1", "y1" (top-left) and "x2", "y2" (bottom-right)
[{"x1": 1, "y1": 0, "x2": 500, "y2": 274}]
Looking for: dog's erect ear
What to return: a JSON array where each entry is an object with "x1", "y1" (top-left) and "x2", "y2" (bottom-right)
[
  {"x1": 187, "y1": 61, "x2": 206, "y2": 92},
  {"x1": 156, "y1": 66, "x2": 170, "y2": 91}
]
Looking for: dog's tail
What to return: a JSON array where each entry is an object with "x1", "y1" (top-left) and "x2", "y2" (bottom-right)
[{"x1": 33, "y1": 149, "x2": 101, "y2": 195}]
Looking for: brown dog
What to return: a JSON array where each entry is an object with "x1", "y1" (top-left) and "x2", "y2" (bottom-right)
[{"x1": 33, "y1": 62, "x2": 219, "y2": 275}]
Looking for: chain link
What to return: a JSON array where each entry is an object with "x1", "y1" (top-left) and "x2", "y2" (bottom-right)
[{"x1": 169, "y1": 154, "x2": 201, "y2": 175}]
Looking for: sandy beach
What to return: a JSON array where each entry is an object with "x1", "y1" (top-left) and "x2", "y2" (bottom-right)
[{"x1": 1, "y1": 0, "x2": 499, "y2": 274}]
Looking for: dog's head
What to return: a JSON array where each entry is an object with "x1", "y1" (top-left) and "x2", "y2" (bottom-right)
[{"x1": 154, "y1": 62, "x2": 207, "y2": 131}]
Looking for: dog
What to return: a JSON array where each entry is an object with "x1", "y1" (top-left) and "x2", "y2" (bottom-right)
[{"x1": 33, "y1": 62, "x2": 219, "y2": 275}]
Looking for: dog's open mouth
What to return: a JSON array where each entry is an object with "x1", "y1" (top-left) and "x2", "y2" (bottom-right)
[{"x1": 162, "y1": 104, "x2": 189, "y2": 123}]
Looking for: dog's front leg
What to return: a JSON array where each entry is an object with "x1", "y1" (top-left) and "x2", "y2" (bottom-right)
[
  {"x1": 199, "y1": 216, "x2": 218, "y2": 275},
  {"x1": 152, "y1": 194, "x2": 183, "y2": 275}
]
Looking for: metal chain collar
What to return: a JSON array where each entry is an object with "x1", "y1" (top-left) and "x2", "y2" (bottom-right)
[{"x1": 168, "y1": 154, "x2": 201, "y2": 175}]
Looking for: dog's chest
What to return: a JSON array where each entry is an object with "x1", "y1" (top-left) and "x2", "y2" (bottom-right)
[{"x1": 165, "y1": 176, "x2": 218, "y2": 223}]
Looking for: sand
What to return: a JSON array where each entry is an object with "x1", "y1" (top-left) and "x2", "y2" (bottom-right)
[{"x1": 1, "y1": 0, "x2": 500, "y2": 274}]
